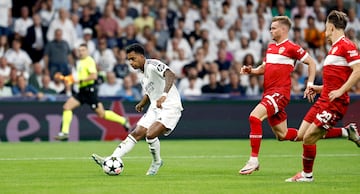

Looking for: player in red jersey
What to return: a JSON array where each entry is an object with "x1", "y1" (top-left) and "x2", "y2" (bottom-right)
[
  {"x1": 238, "y1": 16, "x2": 317, "y2": 175},
  {"x1": 286, "y1": 10, "x2": 360, "y2": 182}
]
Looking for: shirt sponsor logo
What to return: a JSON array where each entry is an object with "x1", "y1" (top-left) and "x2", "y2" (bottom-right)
[
  {"x1": 331, "y1": 46, "x2": 338, "y2": 54},
  {"x1": 279, "y1": 47, "x2": 285, "y2": 54},
  {"x1": 348, "y1": 50, "x2": 358, "y2": 57}
]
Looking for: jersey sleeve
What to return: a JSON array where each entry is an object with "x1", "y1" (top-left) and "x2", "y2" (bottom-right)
[
  {"x1": 151, "y1": 60, "x2": 169, "y2": 78},
  {"x1": 87, "y1": 57, "x2": 97, "y2": 73},
  {"x1": 342, "y1": 42, "x2": 360, "y2": 66},
  {"x1": 292, "y1": 44, "x2": 308, "y2": 62}
]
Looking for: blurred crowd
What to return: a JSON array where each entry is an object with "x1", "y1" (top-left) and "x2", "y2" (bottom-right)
[{"x1": 0, "y1": 0, "x2": 360, "y2": 101}]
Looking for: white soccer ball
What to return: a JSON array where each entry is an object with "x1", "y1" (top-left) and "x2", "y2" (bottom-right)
[{"x1": 102, "y1": 156, "x2": 124, "y2": 176}]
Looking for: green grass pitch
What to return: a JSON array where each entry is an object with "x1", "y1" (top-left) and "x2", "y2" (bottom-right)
[{"x1": 0, "y1": 139, "x2": 359, "y2": 194}]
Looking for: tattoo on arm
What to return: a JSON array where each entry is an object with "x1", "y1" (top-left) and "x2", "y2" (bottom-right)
[{"x1": 163, "y1": 69, "x2": 176, "y2": 93}]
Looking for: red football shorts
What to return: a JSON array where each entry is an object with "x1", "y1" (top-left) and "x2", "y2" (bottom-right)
[
  {"x1": 260, "y1": 92, "x2": 289, "y2": 127},
  {"x1": 303, "y1": 99, "x2": 348, "y2": 130}
]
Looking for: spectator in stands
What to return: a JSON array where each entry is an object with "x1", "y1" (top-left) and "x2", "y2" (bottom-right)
[
  {"x1": 245, "y1": 75, "x2": 261, "y2": 96},
  {"x1": 5, "y1": 39, "x2": 32, "y2": 79},
  {"x1": 215, "y1": 48, "x2": 232, "y2": 72},
  {"x1": 71, "y1": 13, "x2": 83, "y2": 41},
  {"x1": 134, "y1": 5, "x2": 155, "y2": 34},
  {"x1": 156, "y1": 5, "x2": 176, "y2": 32},
  {"x1": 75, "y1": 28, "x2": 96, "y2": 57},
  {"x1": 12, "y1": 74, "x2": 44, "y2": 99},
  {"x1": 178, "y1": 66, "x2": 203, "y2": 96},
  {"x1": 5, "y1": 68, "x2": 18, "y2": 88},
  {"x1": 28, "y1": 62, "x2": 44, "y2": 90},
  {"x1": 117, "y1": 24, "x2": 139, "y2": 49},
  {"x1": 24, "y1": 14, "x2": 48, "y2": 63},
  {"x1": 47, "y1": 8, "x2": 77, "y2": 49},
  {"x1": 79, "y1": 5, "x2": 97, "y2": 39},
  {"x1": 167, "y1": 28, "x2": 192, "y2": 60},
  {"x1": 169, "y1": 48, "x2": 190, "y2": 79},
  {"x1": 199, "y1": 7, "x2": 216, "y2": 32},
  {"x1": 48, "y1": 74, "x2": 65, "y2": 93},
  {"x1": 291, "y1": 71, "x2": 304, "y2": 95},
  {"x1": 183, "y1": 47, "x2": 208, "y2": 79},
  {"x1": 0, "y1": 57, "x2": 11, "y2": 82},
  {"x1": 212, "y1": 17, "x2": 228, "y2": 45},
  {"x1": 201, "y1": 72, "x2": 225, "y2": 94},
  {"x1": 153, "y1": 19, "x2": 170, "y2": 51},
  {"x1": 234, "y1": 33, "x2": 258, "y2": 64},
  {"x1": 93, "y1": 37, "x2": 117, "y2": 76},
  {"x1": 346, "y1": 28, "x2": 360, "y2": 50},
  {"x1": 98, "y1": 71, "x2": 122, "y2": 97},
  {"x1": 115, "y1": 5, "x2": 134, "y2": 32},
  {"x1": 226, "y1": 28, "x2": 241, "y2": 57},
  {"x1": 69, "y1": 0, "x2": 82, "y2": 17},
  {"x1": 218, "y1": 1, "x2": 237, "y2": 29},
  {"x1": 218, "y1": 39, "x2": 234, "y2": 62},
  {"x1": 53, "y1": 0, "x2": 71, "y2": 11},
  {"x1": 0, "y1": 35, "x2": 9, "y2": 57},
  {"x1": 39, "y1": 74, "x2": 57, "y2": 95},
  {"x1": 116, "y1": 75, "x2": 142, "y2": 101},
  {"x1": 272, "y1": 0, "x2": 291, "y2": 18},
  {"x1": 37, "y1": 0, "x2": 55, "y2": 27},
  {"x1": 44, "y1": 28, "x2": 73, "y2": 78},
  {"x1": 97, "y1": 4, "x2": 119, "y2": 48},
  {"x1": 304, "y1": 15, "x2": 325, "y2": 51},
  {"x1": 346, "y1": 8, "x2": 360, "y2": 37},
  {"x1": 0, "y1": 74, "x2": 12, "y2": 97},
  {"x1": 256, "y1": 14, "x2": 272, "y2": 47},
  {"x1": 0, "y1": 0, "x2": 12, "y2": 36},
  {"x1": 136, "y1": 25, "x2": 154, "y2": 45},
  {"x1": 224, "y1": 70, "x2": 246, "y2": 96},
  {"x1": 202, "y1": 39, "x2": 218, "y2": 63},
  {"x1": 14, "y1": 6, "x2": 33, "y2": 40},
  {"x1": 181, "y1": 76, "x2": 202, "y2": 96},
  {"x1": 113, "y1": 49, "x2": 130, "y2": 79}
]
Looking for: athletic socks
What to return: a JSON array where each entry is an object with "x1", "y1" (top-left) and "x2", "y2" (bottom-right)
[
  {"x1": 61, "y1": 110, "x2": 72, "y2": 134},
  {"x1": 284, "y1": 128, "x2": 298, "y2": 141},
  {"x1": 302, "y1": 144, "x2": 316, "y2": 173},
  {"x1": 146, "y1": 137, "x2": 161, "y2": 163},
  {"x1": 104, "y1": 110, "x2": 127, "y2": 125},
  {"x1": 324, "y1": 127, "x2": 343, "y2": 138},
  {"x1": 249, "y1": 116, "x2": 262, "y2": 157},
  {"x1": 111, "y1": 135, "x2": 137, "y2": 158}
]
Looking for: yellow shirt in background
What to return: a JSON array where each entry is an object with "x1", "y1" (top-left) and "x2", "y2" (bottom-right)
[{"x1": 77, "y1": 56, "x2": 97, "y2": 88}]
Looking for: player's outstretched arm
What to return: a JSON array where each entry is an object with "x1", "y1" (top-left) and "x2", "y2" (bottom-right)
[
  {"x1": 329, "y1": 63, "x2": 360, "y2": 101},
  {"x1": 240, "y1": 62, "x2": 265, "y2": 75}
]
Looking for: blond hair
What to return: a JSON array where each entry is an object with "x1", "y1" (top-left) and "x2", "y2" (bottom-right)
[{"x1": 272, "y1": 16, "x2": 292, "y2": 29}]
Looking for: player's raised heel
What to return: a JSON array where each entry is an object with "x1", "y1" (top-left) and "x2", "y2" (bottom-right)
[
  {"x1": 239, "y1": 161, "x2": 260, "y2": 175},
  {"x1": 345, "y1": 123, "x2": 360, "y2": 147},
  {"x1": 54, "y1": 132, "x2": 69, "y2": 141},
  {"x1": 285, "y1": 171, "x2": 314, "y2": 182},
  {"x1": 146, "y1": 160, "x2": 163, "y2": 175},
  {"x1": 92, "y1": 153, "x2": 105, "y2": 168}
]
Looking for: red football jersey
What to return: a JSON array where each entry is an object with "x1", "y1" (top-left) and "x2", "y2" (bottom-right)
[
  {"x1": 263, "y1": 39, "x2": 308, "y2": 99},
  {"x1": 320, "y1": 36, "x2": 360, "y2": 104}
]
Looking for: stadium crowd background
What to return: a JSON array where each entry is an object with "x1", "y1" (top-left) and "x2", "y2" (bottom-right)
[{"x1": 0, "y1": 0, "x2": 360, "y2": 101}]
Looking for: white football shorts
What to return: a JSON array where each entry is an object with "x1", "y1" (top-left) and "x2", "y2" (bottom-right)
[{"x1": 137, "y1": 107, "x2": 182, "y2": 136}]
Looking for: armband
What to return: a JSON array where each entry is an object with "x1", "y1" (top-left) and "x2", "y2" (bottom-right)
[
  {"x1": 307, "y1": 82, "x2": 314, "y2": 87},
  {"x1": 161, "y1": 92, "x2": 168, "y2": 97}
]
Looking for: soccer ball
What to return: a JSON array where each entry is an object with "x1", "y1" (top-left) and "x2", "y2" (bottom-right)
[{"x1": 102, "y1": 156, "x2": 124, "y2": 176}]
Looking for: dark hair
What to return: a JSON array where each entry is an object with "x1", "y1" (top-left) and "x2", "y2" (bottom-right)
[
  {"x1": 326, "y1": 10, "x2": 348, "y2": 30},
  {"x1": 79, "y1": 43, "x2": 88, "y2": 48},
  {"x1": 126, "y1": 43, "x2": 145, "y2": 55}
]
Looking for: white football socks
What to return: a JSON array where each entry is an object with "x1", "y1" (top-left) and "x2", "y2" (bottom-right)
[
  {"x1": 111, "y1": 135, "x2": 137, "y2": 158},
  {"x1": 146, "y1": 137, "x2": 161, "y2": 163}
]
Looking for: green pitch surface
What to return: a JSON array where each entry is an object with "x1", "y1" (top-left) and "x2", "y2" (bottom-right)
[{"x1": 0, "y1": 139, "x2": 359, "y2": 194}]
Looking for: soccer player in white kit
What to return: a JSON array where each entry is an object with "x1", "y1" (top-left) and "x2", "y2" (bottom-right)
[{"x1": 92, "y1": 43, "x2": 183, "y2": 175}]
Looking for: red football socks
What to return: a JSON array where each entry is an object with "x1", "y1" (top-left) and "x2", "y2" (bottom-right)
[
  {"x1": 249, "y1": 116, "x2": 262, "y2": 157},
  {"x1": 302, "y1": 144, "x2": 316, "y2": 173}
]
